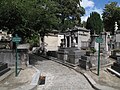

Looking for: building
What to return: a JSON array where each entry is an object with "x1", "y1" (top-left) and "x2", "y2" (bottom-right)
[
  {"x1": 0, "y1": 30, "x2": 12, "y2": 49},
  {"x1": 40, "y1": 33, "x2": 64, "y2": 51},
  {"x1": 65, "y1": 26, "x2": 90, "y2": 49}
]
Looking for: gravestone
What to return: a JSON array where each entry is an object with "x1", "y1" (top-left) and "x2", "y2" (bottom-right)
[
  {"x1": 111, "y1": 22, "x2": 120, "y2": 73},
  {"x1": 90, "y1": 34, "x2": 99, "y2": 51},
  {"x1": 79, "y1": 56, "x2": 91, "y2": 70},
  {"x1": 68, "y1": 47, "x2": 81, "y2": 65},
  {"x1": 111, "y1": 54, "x2": 120, "y2": 73},
  {"x1": 66, "y1": 34, "x2": 81, "y2": 65},
  {"x1": 0, "y1": 62, "x2": 10, "y2": 76},
  {"x1": 17, "y1": 44, "x2": 30, "y2": 67},
  {"x1": 57, "y1": 47, "x2": 68, "y2": 62}
]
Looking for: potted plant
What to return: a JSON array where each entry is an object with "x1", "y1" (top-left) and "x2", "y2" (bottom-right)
[
  {"x1": 113, "y1": 49, "x2": 120, "y2": 56},
  {"x1": 86, "y1": 48, "x2": 96, "y2": 56}
]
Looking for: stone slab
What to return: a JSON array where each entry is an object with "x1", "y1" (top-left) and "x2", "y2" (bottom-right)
[{"x1": 107, "y1": 68, "x2": 120, "y2": 77}]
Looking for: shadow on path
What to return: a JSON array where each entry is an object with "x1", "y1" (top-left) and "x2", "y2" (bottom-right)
[{"x1": 29, "y1": 54, "x2": 48, "y2": 65}]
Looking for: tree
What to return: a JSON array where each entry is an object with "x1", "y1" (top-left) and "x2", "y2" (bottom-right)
[
  {"x1": 86, "y1": 12, "x2": 103, "y2": 35},
  {"x1": 54, "y1": 0, "x2": 85, "y2": 31},
  {"x1": 0, "y1": 0, "x2": 85, "y2": 46},
  {"x1": 102, "y1": 2, "x2": 120, "y2": 35},
  {"x1": 0, "y1": 0, "x2": 23, "y2": 33},
  {"x1": 0, "y1": 0, "x2": 60, "y2": 42},
  {"x1": 81, "y1": 21, "x2": 86, "y2": 28}
]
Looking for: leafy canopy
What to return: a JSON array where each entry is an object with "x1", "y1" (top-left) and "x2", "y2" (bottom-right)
[
  {"x1": 102, "y1": 2, "x2": 120, "y2": 35},
  {"x1": 0, "y1": 0, "x2": 85, "y2": 45},
  {"x1": 86, "y1": 12, "x2": 103, "y2": 35}
]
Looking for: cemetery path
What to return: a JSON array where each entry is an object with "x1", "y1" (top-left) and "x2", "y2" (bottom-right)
[{"x1": 35, "y1": 60, "x2": 94, "y2": 90}]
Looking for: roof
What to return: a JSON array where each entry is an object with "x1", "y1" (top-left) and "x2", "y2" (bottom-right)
[
  {"x1": 17, "y1": 43, "x2": 30, "y2": 50},
  {"x1": 66, "y1": 26, "x2": 90, "y2": 32}
]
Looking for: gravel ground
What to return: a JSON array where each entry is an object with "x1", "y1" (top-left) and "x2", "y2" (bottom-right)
[{"x1": 36, "y1": 60, "x2": 94, "y2": 90}]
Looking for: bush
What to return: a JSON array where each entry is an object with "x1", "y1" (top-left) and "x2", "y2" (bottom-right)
[
  {"x1": 90, "y1": 48, "x2": 96, "y2": 54},
  {"x1": 113, "y1": 49, "x2": 120, "y2": 52}
]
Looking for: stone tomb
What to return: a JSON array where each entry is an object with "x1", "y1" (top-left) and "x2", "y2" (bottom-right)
[
  {"x1": 79, "y1": 56, "x2": 91, "y2": 70},
  {"x1": 111, "y1": 55, "x2": 120, "y2": 73},
  {"x1": 0, "y1": 62, "x2": 10, "y2": 76},
  {"x1": 57, "y1": 47, "x2": 68, "y2": 62},
  {"x1": 67, "y1": 47, "x2": 81, "y2": 65}
]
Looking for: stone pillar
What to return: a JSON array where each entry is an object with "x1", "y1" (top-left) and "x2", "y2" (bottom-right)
[
  {"x1": 65, "y1": 36, "x2": 67, "y2": 47},
  {"x1": 69, "y1": 36, "x2": 71, "y2": 47}
]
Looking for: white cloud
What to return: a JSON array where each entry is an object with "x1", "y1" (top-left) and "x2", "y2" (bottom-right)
[
  {"x1": 80, "y1": 0, "x2": 103, "y2": 22},
  {"x1": 81, "y1": 15, "x2": 88, "y2": 22},
  {"x1": 81, "y1": 7, "x2": 103, "y2": 22},
  {"x1": 80, "y1": 0, "x2": 94, "y2": 8},
  {"x1": 92, "y1": 7, "x2": 103, "y2": 15}
]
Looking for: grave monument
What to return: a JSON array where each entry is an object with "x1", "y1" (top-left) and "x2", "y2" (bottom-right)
[{"x1": 111, "y1": 22, "x2": 120, "y2": 73}]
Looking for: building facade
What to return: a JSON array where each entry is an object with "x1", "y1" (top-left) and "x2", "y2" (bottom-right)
[{"x1": 65, "y1": 26, "x2": 90, "y2": 49}]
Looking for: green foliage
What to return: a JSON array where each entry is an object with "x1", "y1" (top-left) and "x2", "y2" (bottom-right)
[
  {"x1": 54, "y1": 0, "x2": 85, "y2": 31},
  {"x1": 81, "y1": 21, "x2": 86, "y2": 28},
  {"x1": 102, "y1": 2, "x2": 120, "y2": 35},
  {"x1": 86, "y1": 12, "x2": 103, "y2": 35},
  {"x1": 113, "y1": 49, "x2": 120, "y2": 52},
  {"x1": 0, "y1": 0, "x2": 85, "y2": 45},
  {"x1": 90, "y1": 47, "x2": 96, "y2": 54},
  {"x1": 0, "y1": 0, "x2": 23, "y2": 32},
  {"x1": 25, "y1": 34, "x2": 39, "y2": 47},
  {"x1": 86, "y1": 47, "x2": 96, "y2": 56}
]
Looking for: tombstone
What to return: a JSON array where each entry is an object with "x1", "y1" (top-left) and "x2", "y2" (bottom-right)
[
  {"x1": 111, "y1": 55, "x2": 120, "y2": 73},
  {"x1": 0, "y1": 62, "x2": 11, "y2": 76},
  {"x1": 57, "y1": 47, "x2": 68, "y2": 62},
  {"x1": 17, "y1": 44, "x2": 30, "y2": 68},
  {"x1": 67, "y1": 31, "x2": 81, "y2": 65},
  {"x1": 111, "y1": 22, "x2": 120, "y2": 73},
  {"x1": 67, "y1": 47, "x2": 81, "y2": 65},
  {"x1": 57, "y1": 39, "x2": 68, "y2": 62},
  {"x1": 79, "y1": 56, "x2": 91, "y2": 70},
  {"x1": 90, "y1": 34, "x2": 99, "y2": 51}
]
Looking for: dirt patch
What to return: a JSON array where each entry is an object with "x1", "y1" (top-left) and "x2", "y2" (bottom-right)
[
  {"x1": 0, "y1": 67, "x2": 36, "y2": 90},
  {"x1": 87, "y1": 67, "x2": 120, "y2": 90}
]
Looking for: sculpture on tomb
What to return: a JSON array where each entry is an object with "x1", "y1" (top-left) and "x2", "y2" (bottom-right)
[
  {"x1": 72, "y1": 34, "x2": 78, "y2": 47},
  {"x1": 60, "y1": 39, "x2": 65, "y2": 48},
  {"x1": 115, "y1": 22, "x2": 118, "y2": 33}
]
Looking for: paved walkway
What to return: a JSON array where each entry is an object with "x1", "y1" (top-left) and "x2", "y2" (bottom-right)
[{"x1": 36, "y1": 60, "x2": 94, "y2": 90}]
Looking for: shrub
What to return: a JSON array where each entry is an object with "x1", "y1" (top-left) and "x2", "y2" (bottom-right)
[
  {"x1": 90, "y1": 48, "x2": 96, "y2": 54},
  {"x1": 113, "y1": 49, "x2": 120, "y2": 52}
]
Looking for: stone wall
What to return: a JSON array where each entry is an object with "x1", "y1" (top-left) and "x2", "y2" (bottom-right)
[
  {"x1": 0, "y1": 49, "x2": 29, "y2": 66},
  {"x1": 0, "y1": 50, "x2": 16, "y2": 66}
]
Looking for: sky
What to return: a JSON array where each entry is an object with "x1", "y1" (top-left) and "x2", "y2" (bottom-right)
[{"x1": 80, "y1": 0, "x2": 120, "y2": 22}]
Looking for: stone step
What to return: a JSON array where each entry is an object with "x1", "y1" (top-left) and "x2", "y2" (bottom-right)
[
  {"x1": 0, "y1": 68, "x2": 11, "y2": 76},
  {"x1": 0, "y1": 63, "x2": 8, "y2": 71},
  {"x1": 111, "y1": 65, "x2": 120, "y2": 73},
  {"x1": 107, "y1": 68, "x2": 120, "y2": 77}
]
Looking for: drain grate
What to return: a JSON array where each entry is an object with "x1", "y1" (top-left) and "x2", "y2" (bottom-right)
[{"x1": 39, "y1": 76, "x2": 46, "y2": 85}]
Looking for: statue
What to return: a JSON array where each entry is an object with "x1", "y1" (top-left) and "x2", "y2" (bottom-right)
[
  {"x1": 72, "y1": 34, "x2": 78, "y2": 47},
  {"x1": 115, "y1": 22, "x2": 118, "y2": 34},
  {"x1": 60, "y1": 39, "x2": 65, "y2": 48}
]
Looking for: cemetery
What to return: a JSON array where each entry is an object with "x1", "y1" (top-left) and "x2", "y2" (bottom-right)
[
  {"x1": 0, "y1": 0, "x2": 120, "y2": 90},
  {"x1": 57, "y1": 26, "x2": 110, "y2": 70},
  {"x1": 0, "y1": 31, "x2": 30, "y2": 77}
]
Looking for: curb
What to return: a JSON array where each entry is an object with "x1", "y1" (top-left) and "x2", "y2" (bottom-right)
[
  {"x1": 50, "y1": 57, "x2": 117, "y2": 90},
  {"x1": 31, "y1": 66, "x2": 41, "y2": 85},
  {"x1": 30, "y1": 66, "x2": 41, "y2": 90},
  {"x1": 0, "y1": 69, "x2": 14, "y2": 82},
  {"x1": 12, "y1": 66, "x2": 40, "y2": 90}
]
